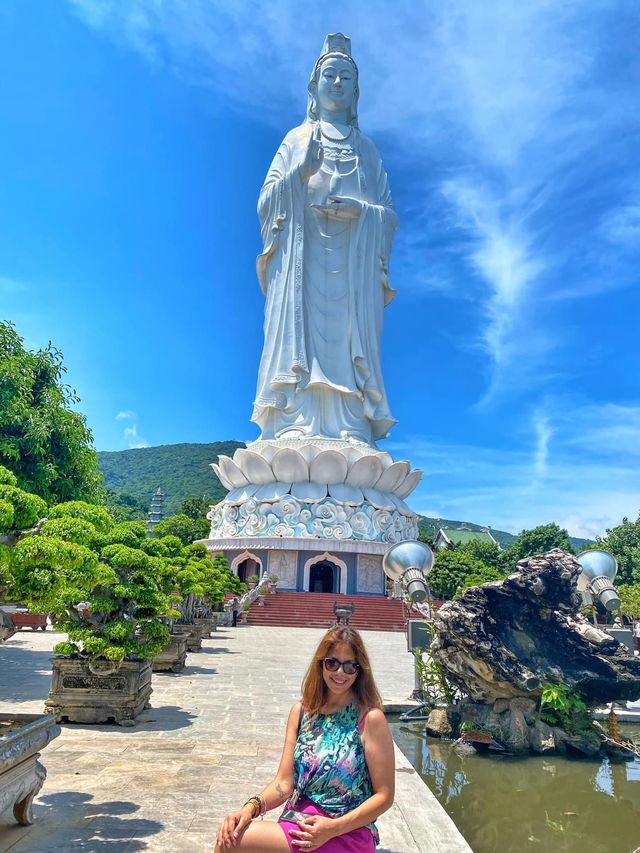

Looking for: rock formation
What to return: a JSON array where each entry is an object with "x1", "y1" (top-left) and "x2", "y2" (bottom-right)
[{"x1": 430, "y1": 549, "x2": 640, "y2": 706}]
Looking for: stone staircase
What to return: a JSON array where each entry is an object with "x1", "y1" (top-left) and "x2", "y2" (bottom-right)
[{"x1": 245, "y1": 591, "x2": 410, "y2": 632}]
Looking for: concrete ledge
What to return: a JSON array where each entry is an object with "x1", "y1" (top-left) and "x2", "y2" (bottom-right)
[{"x1": 378, "y1": 743, "x2": 471, "y2": 852}]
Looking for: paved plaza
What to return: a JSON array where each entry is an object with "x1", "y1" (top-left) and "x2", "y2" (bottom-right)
[{"x1": 0, "y1": 626, "x2": 469, "y2": 852}]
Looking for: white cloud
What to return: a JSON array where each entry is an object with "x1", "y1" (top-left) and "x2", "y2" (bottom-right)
[
  {"x1": 532, "y1": 409, "x2": 553, "y2": 483},
  {"x1": 601, "y1": 203, "x2": 640, "y2": 246},
  {"x1": 114, "y1": 409, "x2": 148, "y2": 448}
]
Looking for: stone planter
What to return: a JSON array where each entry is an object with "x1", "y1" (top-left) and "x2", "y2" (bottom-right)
[
  {"x1": 215, "y1": 610, "x2": 232, "y2": 628},
  {"x1": 152, "y1": 633, "x2": 188, "y2": 673},
  {"x1": 194, "y1": 617, "x2": 216, "y2": 638},
  {"x1": 44, "y1": 657, "x2": 152, "y2": 726},
  {"x1": 10, "y1": 612, "x2": 48, "y2": 631},
  {"x1": 0, "y1": 713, "x2": 61, "y2": 825},
  {"x1": 172, "y1": 623, "x2": 202, "y2": 652}
]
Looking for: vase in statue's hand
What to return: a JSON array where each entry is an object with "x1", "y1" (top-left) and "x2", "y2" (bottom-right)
[
  {"x1": 311, "y1": 195, "x2": 363, "y2": 220},
  {"x1": 299, "y1": 125, "x2": 324, "y2": 183}
]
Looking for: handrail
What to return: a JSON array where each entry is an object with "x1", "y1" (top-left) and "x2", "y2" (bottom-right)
[{"x1": 224, "y1": 572, "x2": 269, "y2": 613}]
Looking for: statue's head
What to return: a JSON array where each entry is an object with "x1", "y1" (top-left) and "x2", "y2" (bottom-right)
[{"x1": 307, "y1": 32, "x2": 359, "y2": 126}]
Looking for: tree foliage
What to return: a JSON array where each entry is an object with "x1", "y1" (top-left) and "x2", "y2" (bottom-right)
[
  {"x1": 617, "y1": 584, "x2": 640, "y2": 617},
  {"x1": 1, "y1": 471, "x2": 241, "y2": 661},
  {"x1": 103, "y1": 489, "x2": 148, "y2": 522},
  {"x1": 154, "y1": 513, "x2": 209, "y2": 545},
  {"x1": 0, "y1": 322, "x2": 103, "y2": 504},
  {"x1": 505, "y1": 523, "x2": 574, "y2": 566},
  {"x1": 595, "y1": 513, "x2": 640, "y2": 586},
  {"x1": 179, "y1": 495, "x2": 211, "y2": 521},
  {"x1": 428, "y1": 549, "x2": 505, "y2": 600},
  {"x1": 97, "y1": 441, "x2": 243, "y2": 515}
]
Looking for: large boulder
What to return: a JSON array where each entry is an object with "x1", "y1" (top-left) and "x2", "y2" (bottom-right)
[{"x1": 430, "y1": 549, "x2": 640, "y2": 705}]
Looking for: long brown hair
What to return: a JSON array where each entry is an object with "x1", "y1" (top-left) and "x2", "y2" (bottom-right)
[{"x1": 300, "y1": 625, "x2": 383, "y2": 715}]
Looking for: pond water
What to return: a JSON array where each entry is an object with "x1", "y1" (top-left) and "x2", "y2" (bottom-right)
[{"x1": 389, "y1": 718, "x2": 640, "y2": 853}]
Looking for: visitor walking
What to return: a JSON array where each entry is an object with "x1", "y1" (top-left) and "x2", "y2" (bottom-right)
[
  {"x1": 215, "y1": 625, "x2": 395, "y2": 851},
  {"x1": 633, "y1": 618, "x2": 640, "y2": 655},
  {"x1": 232, "y1": 597, "x2": 240, "y2": 628}
]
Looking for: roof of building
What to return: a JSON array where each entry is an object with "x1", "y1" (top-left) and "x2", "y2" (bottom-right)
[{"x1": 436, "y1": 527, "x2": 499, "y2": 547}]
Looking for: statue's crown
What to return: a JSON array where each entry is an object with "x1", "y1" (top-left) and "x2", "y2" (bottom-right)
[{"x1": 321, "y1": 32, "x2": 352, "y2": 59}]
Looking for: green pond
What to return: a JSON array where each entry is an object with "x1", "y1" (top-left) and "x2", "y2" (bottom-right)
[{"x1": 389, "y1": 718, "x2": 640, "y2": 853}]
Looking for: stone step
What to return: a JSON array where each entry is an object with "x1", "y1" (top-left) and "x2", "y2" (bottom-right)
[{"x1": 245, "y1": 591, "x2": 409, "y2": 631}]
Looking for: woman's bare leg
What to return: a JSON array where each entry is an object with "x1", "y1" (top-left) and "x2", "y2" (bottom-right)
[{"x1": 215, "y1": 819, "x2": 291, "y2": 853}]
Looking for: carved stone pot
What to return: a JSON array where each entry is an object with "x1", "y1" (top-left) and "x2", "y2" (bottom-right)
[
  {"x1": 152, "y1": 633, "x2": 189, "y2": 673},
  {"x1": 172, "y1": 623, "x2": 203, "y2": 651},
  {"x1": 0, "y1": 713, "x2": 61, "y2": 825},
  {"x1": 44, "y1": 657, "x2": 152, "y2": 727},
  {"x1": 194, "y1": 617, "x2": 216, "y2": 638}
]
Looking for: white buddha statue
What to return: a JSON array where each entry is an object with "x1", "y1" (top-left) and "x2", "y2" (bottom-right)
[{"x1": 251, "y1": 33, "x2": 398, "y2": 446}]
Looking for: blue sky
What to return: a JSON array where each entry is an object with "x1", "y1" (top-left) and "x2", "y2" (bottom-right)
[{"x1": 1, "y1": 0, "x2": 639, "y2": 538}]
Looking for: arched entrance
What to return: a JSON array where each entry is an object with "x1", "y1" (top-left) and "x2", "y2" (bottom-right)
[
  {"x1": 303, "y1": 553, "x2": 348, "y2": 594},
  {"x1": 231, "y1": 551, "x2": 263, "y2": 584},
  {"x1": 309, "y1": 560, "x2": 339, "y2": 593}
]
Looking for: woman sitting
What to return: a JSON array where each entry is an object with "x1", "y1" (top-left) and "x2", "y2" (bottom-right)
[{"x1": 215, "y1": 625, "x2": 395, "y2": 851}]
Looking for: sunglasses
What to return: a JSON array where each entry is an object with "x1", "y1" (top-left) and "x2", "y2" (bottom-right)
[{"x1": 322, "y1": 657, "x2": 360, "y2": 676}]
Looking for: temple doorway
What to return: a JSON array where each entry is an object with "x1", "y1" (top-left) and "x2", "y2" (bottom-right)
[
  {"x1": 235, "y1": 556, "x2": 261, "y2": 584},
  {"x1": 309, "y1": 560, "x2": 340, "y2": 593}
]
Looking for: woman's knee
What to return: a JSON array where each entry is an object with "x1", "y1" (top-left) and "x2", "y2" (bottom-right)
[{"x1": 216, "y1": 820, "x2": 289, "y2": 852}]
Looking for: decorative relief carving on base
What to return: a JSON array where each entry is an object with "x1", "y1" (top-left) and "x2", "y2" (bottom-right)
[
  {"x1": 208, "y1": 495, "x2": 418, "y2": 544},
  {"x1": 357, "y1": 554, "x2": 384, "y2": 594},
  {"x1": 269, "y1": 550, "x2": 298, "y2": 588}
]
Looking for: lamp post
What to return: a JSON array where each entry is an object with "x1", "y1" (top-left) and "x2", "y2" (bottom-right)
[
  {"x1": 383, "y1": 541, "x2": 436, "y2": 712},
  {"x1": 382, "y1": 540, "x2": 435, "y2": 603},
  {"x1": 577, "y1": 550, "x2": 620, "y2": 618}
]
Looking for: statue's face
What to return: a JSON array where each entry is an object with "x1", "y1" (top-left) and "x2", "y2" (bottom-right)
[{"x1": 316, "y1": 57, "x2": 356, "y2": 114}]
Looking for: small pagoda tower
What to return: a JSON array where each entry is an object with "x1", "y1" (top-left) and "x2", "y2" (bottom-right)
[{"x1": 147, "y1": 488, "x2": 165, "y2": 536}]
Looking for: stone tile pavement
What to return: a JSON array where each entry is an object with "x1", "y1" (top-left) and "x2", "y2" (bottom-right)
[{"x1": 0, "y1": 626, "x2": 469, "y2": 852}]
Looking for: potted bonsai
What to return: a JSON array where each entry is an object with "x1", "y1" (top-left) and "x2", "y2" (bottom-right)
[
  {"x1": 0, "y1": 466, "x2": 49, "y2": 640},
  {"x1": 172, "y1": 546, "x2": 243, "y2": 647},
  {"x1": 9, "y1": 501, "x2": 173, "y2": 726},
  {"x1": 0, "y1": 467, "x2": 62, "y2": 821},
  {"x1": 246, "y1": 573, "x2": 260, "y2": 590},
  {"x1": 267, "y1": 574, "x2": 280, "y2": 594}
]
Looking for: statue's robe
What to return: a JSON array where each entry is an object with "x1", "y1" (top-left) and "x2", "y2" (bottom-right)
[{"x1": 252, "y1": 121, "x2": 398, "y2": 444}]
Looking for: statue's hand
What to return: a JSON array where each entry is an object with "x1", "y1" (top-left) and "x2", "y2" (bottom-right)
[
  {"x1": 299, "y1": 125, "x2": 324, "y2": 182},
  {"x1": 313, "y1": 196, "x2": 363, "y2": 220}
]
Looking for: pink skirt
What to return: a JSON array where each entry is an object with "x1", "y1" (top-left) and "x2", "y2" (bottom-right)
[{"x1": 279, "y1": 799, "x2": 375, "y2": 852}]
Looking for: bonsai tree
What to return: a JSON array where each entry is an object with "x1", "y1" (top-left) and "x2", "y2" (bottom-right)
[
  {"x1": 172, "y1": 546, "x2": 243, "y2": 623},
  {"x1": 1, "y1": 481, "x2": 175, "y2": 664},
  {"x1": 9, "y1": 502, "x2": 174, "y2": 664},
  {"x1": 0, "y1": 468, "x2": 243, "y2": 659}
]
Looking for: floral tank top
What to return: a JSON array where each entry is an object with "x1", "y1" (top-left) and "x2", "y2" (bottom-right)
[{"x1": 286, "y1": 702, "x2": 379, "y2": 844}]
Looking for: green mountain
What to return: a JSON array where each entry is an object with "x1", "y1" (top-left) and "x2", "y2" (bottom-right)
[
  {"x1": 98, "y1": 441, "x2": 243, "y2": 515},
  {"x1": 98, "y1": 442, "x2": 594, "y2": 549}
]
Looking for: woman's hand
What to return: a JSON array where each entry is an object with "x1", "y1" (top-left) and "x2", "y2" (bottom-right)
[
  {"x1": 299, "y1": 125, "x2": 324, "y2": 182},
  {"x1": 216, "y1": 804, "x2": 255, "y2": 849},
  {"x1": 289, "y1": 814, "x2": 337, "y2": 850}
]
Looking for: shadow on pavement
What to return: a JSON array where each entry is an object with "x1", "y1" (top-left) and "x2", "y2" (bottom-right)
[
  {"x1": 59, "y1": 705, "x2": 198, "y2": 734},
  {"x1": 181, "y1": 666, "x2": 218, "y2": 676},
  {"x1": 196, "y1": 646, "x2": 238, "y2": 655},
  {"x1": 0, "y1": 640, "x2": 53, "y2": 702},
  {"x1": 0, "y1": 790, "x2": 162, "y2": 852}
]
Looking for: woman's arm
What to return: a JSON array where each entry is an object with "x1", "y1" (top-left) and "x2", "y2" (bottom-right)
[{"x1": 331, "y1": 708, "x2": 395, "y2": 834}]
